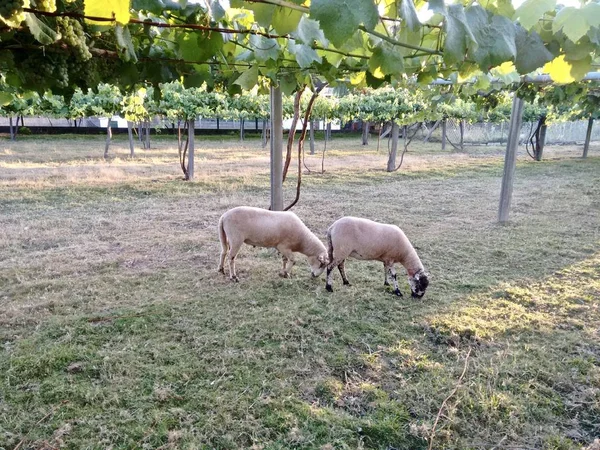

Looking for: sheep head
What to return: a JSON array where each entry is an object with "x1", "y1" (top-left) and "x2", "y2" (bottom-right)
[
  {"x1": 409, "y1": 270, "x2": 429, "y2": 298},
  {"x1": 309, "y1": 253, "x2": 329, "y2": 277}
]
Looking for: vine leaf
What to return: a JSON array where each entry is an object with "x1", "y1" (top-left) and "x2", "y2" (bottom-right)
[
  {"x1": 310, "y1": 0, "x2": 378, "y2": 48},
  {"x1": 442, "y1": 4, "x2": 477, "y2": 65},
  {"x1": 466, "y1": 5, "x2": 516, "y2": 70},
  {"x1": 233, "y1": 65, "x2": 258, "y2": 90},
  {"x1": 514, "y1": 25, "x2": 553, "y2": 74},
  {"x1": 398, "y1": 0, "x2": 420, "y2": 32},
  {"x1": 272, "y1": 6, "x2": 303, "y2": 35},
  {"x1": 553, "y1": 7, "x2": 588, "y2": 43},
  {"x1": 543, "y1": 54, "x2": 591, "y2": 84},
  {"x1": 115, "y1": 25, "x2": 138, "y2": 62},
  {"x1": 513, "y1": 0, "x2": 556, "y2": 31},
  {"x1": 369, "y1": 42, "x2": 404, "y2": 78},
  {"x1": 0, "y1": 92, "x2": 13, "y2": 106},
  {"x1": 293, "y1": 16, "x2": 328, "y2": 46},
  {"x1": 249, "y1": 35, "x2": 280, "y2": 62},
  {"x1": 288, "y1": 40, "x2": 322, "y2": 68},
  {"x1": 84, "y1": 0, "x2": 131, "y2": 24},
  {"x1": 24, "y1": 13, "x2": 60, "y2": 45}
]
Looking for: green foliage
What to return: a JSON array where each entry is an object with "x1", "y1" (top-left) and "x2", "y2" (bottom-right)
[
  {"x1": 1, "y1": 0, "x2": 600, "y2": 95},
  {"x1": 158, "y1": 81, "x2": 227, "y2": 121}
]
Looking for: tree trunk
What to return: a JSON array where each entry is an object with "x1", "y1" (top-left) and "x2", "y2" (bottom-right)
[
  {"x1": 459, "y1": 120, "x2": 465, "y2": 150},
  {"x1": 262, "y1": 120, "x2": 268, "y2": 148},
  {"x1": 9, "y1": 117, "x2": 15, "y2": 141},
  {"x1": 309, "y1": 120, "x2": 315, "y2": 155},
  {"x1": 127, "y1": 121, "x2": 135, "y2": 157},
  {"x1": 138, "y1": 122, "x2": 144, "y2": 145},
  {"x1": 386, "y1": 122, "x2": 399, "y2": 172},
  {"x1": 583, "y1": 116, "x2": 593, "y2": 158},
  {"x1": 187, "y1": 119, "x2": 195, "y2": 180},
  {"x1": 326, "y1": 122, "x2": 331, "y2": 141},
  {"x1": 104, "y1": 122, "x2": 112, "y2": 158},
  {"x1": 361, "y1": 121, "x2": 370, "y2": 145},
  {"x1": 145, "y1": 120, "x2": 150, "y2": 149},
  {"x1": 424, "y1": 120, "x2": 440, "y2": 142},
  {"x1": 240, "y1": 118, "x2": 245, "y2": 141},
  {"x1": 441, "y1": 119, "x2": 447, "y2": 151},
  {"x1": 283, "y1": 89, "x2": 303, "y2": 183}
]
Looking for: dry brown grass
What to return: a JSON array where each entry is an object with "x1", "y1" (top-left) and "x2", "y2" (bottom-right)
[{"x1": 0, "y1": 134, "x2": 598, "y2": 449}]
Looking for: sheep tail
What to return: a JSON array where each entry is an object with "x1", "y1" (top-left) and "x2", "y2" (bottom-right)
[
  {"x1": 218, "y1": 216, "x2": 228, "y2": 252},
  {"x1": 326, "y1": 228, "x2": 334, "y2": 266}
]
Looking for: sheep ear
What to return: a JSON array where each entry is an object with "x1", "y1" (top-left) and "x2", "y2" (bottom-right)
[{"x1": 318, "y1": 255, "x2": 326, "y2": 264}]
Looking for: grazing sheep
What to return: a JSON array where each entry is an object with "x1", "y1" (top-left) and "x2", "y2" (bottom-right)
[
  {"x1": 218, "y1": 206, "x2": 329, "y2": 281},
  {"x1": 325, "y1": 217, "x2": 429, "y2": 298}
]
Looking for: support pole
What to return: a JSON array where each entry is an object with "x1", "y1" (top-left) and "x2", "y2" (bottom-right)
[
  {"x1": 498, "y1": 96, "x2": 525, "y2": 224},
  {"x1": 583, "y1": 116, "x2": 593, "y2": 158},
  {"x1": 188, "y1": 118, "x2": 195, "y2": 180},
  {"x1": 441, "y1": 119, "x2": 447, "y2": 151},
  {"x1": 270, "y1": 85, "x2": 283, "y2": 211},
  {"x1": 127, "y1": 121, "x2": 135, "y2": 157}
]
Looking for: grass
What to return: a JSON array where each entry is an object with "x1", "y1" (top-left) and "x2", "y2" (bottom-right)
[{"x1": 0, "y1": 134, "x2": 599, "y2": 449}]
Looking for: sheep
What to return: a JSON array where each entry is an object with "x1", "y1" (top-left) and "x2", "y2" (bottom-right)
[
  {"x1": 217, "y1": 206, "x2": 329, "y2": 281},
  {"x1": 325, "y1": 217, "x2": 429, "y2": 298}
]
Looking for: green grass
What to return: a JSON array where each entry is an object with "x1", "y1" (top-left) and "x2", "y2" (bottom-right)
[{"x1": 0, "y1": 136, "x2": 599, "y2": 449}]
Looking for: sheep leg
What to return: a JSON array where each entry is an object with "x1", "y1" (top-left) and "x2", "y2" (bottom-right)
[
  {"x1": 227, "y1": 239, "x2": 243, "y2": 282},
  {"x1": 278, "y1": 248, "x2": 295, "y2": 278},
  {"x1": 388, "y1": 266, "x2": 403, "y2": 297},
  {"x1": 218, "y1": 245, "x2": 228, "y2": 275},
  {"x1": 326, "y1": 258, "x2": 343, "y2": 292},
  {"x1": 383, "y1": 264, "x2": 390, "y2": 286},
  {"x1": 338, "y1": 261, "x2": 351, "y2": 286}
]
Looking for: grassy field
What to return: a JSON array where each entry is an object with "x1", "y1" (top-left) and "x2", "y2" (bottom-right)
[{"x1": 0, "y1": 134, "x2": 599, "y2": 450}]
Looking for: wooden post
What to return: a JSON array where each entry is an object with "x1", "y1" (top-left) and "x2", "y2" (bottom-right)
[
  {"x1": 441, "y1": 119, "x2": 447, "y2": 151},
  {"x1": 270, "y1": 85, "x2": 283, "y2": 211},
  {"x1": 127, "y1": 121, "x2": 135, "y2": 157},
  {"x1": 459, "y1": 120, "x2": 465, "y2": 150},
  {"x1": 583, "y1": 116, "x2": 593, "y2": 158},
  {"x1": 362, "y1": 121, "x2": 370, "y2": 145},
  {"x1": 145, "y1": 120, "x2": 150, "y2": 149},
  {"x1": 498, "y1": 96, "x2": 524, "y2": 224},
  {"x1": 104, "y1": 121, "x2": 112, "y2": 159},
  {"x1": 240, "y1": 118, "x2": 245, "y2": 141},
  {"x1": 9, "y1": 117, "x2": 15, "y2": 141},
  {"x1": 386, "y1": 121, "x2": 399, "y2": 172},
  {"x1": 188, "y1": 118, "x2": 195, "y2": 180},
  {"x1": 309, "y1": 120, "x2": 315, "y2": 155}
]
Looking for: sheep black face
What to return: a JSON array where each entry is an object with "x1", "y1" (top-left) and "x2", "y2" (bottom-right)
[{"x1": 409, "y1": 270, "x2": 429, "y2": 298}]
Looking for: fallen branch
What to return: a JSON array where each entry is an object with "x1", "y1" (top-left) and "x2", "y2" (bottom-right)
[{"x1": 428, "y1": 347, "x2": 472, "y2": 450}]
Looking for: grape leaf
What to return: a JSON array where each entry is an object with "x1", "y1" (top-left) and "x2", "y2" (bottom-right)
[
  {"x1": 84, "y1": 0, "x2": 131, "y2": 25},
  {"x1": 24, "y1": 13, "x2": 60, "y2": 45},
  {"x1": 288, "y1": 40, "x2": 322, "y2": 68},
  {"x1": 272, "y1": 6, "x2": 303, "y2": 35},
  {"x1": 543, "y1": 54, "x2": 591, "y2": 84},
  {"x1": 233, "y1": 65, "x2": 258, "y2": 91},
  {"x1": 553, "y1": 7, "x2": 588, "y2": 43},
  {"x1": 197, "y1": 32, "x2": 224, "y2": 61},
  {"x1": 249, "y1": 35, "x2": 280, "y2": 62},
  {"x1": 428, "y1": 0, "x2": 446, "y2": 15},
  {"x1": 310, "y1": 0, "x2": 378, "y2": 48},
  {"x1": 398, "y1": 0, "x2": 420, "y2": 32},
  {"x1": 246, "y1": 3, "x2": 275, "y2": 28},
  {"x1": 513, "y1": 0, "x2": 556, "y2": 31},
  {"x1": 466, "y1": 5, "x2": 516, "y2": 70},
  {"x1": 514, "y1": 25, "x2": 553, "y2": 74},
  {"x1": 292, "y1": 16, "x2": 328, "y2": 46},
  {"x1": 115, "y1": 25, "x2": 138, "y2": 62},
  {"x1": 369, "y1": 42, "x2": 405, "y2": 78},
  {"x1": 0, "y1": 92, "x2": 13, "y2": 106},
  {"x1": 443, "y1": 4, "x2": 477, "y2": 65}
]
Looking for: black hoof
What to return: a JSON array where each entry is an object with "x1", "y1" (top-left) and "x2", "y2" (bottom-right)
[
  {"x1": 394, "y1": 288, "x2": 403, "y2": 297},
  {"x1": 230, "y1": 276, "x2": 239, "y2": 282},
  {"x1": 384, "y1": 281, "x2": 390, "y2": 286},
  {"x1": 343, "y1": 280, "x2": 351, "y2": 286},
  {"x1": 326, "y1": 284, "x2": 333, "y2": 292}
]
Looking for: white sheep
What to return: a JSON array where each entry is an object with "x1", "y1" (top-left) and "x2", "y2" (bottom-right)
[
  {"x1": 218, "y1": 206, "x2": 329, "y2": 281},
  {"x1": 325, "y1": 216, "x2": 429, "y2": 297}
]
